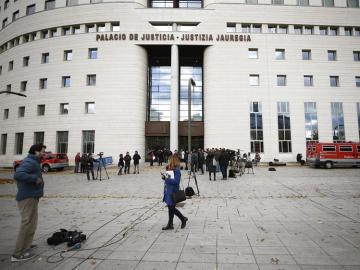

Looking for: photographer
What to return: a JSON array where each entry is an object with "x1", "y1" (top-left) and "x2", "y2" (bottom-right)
[
  {"x1": 162, "y1": 155, "x2": 188, "y2": 230},
  {"x1": 12, "y1": 144, "x2": 46, "y2": 262},
  {"x1": 86, "y1": 154, "x2": 95, "y2": 180},
  {"x1": 133, "y1": 151, "x2": 141, "y2": 174}
]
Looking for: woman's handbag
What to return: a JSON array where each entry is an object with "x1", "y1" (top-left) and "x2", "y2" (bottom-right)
[{"x1": 171, "y1": 172, "x2": 186, "y2": 204}]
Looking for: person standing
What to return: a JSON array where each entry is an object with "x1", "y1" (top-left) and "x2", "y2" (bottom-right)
[
  {"x1": 118, "y1": 154, "x2": 124, "y2": 175},
  {"x1": 162, "y1": 155, "x2": 188, "y2": 230},
  {"x1": 149, "y1": 151, "x2": 155, "y2": 166},
  {"x1": 133, "y1": 151, "x2": 141, "y2": 174},
  {"x1": 191, "y1": 149, "x2": 198, "y2": 172},
  {"x1": 74, "y1": 153, "x2": 80, "y2": 173},
  {"x1": 157, "y1": 150, "x2": 164, "y2": 166},
  {"x1": 205, "y1": 151, "x2": 216, "y2": 181},
  {"x1": 124, "y1": 152, "x2": 131, "y2": 174},
  {"x1": 12, "y1": 143, "x2": 46, "y2": 262},
  {"x1": 219, "y1": 149, "x2": 230, "y2": 180},
  {"x1": 80, "y1": 154, "x2": 87, "y2": 173},
  {"x1": 198, "y1": 148, "x2": 205, "y2": 174},
  {"x1": 86, "y1": 154, "x2": 95, "y2": 180}
]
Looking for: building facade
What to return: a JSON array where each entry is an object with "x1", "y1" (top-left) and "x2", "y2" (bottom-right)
[{"x1": 0, "y1": 0, "x2": 359, "y2": 166}]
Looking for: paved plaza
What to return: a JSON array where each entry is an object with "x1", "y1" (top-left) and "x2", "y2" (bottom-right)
[{"x1": 0, "y1": 165, "x2": 359, "y2": 270}]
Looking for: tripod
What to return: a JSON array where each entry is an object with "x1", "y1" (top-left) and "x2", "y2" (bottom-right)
[
  {"x1": 188, "y1": 161, "x2": 200, "y2": 196},
  {"x1": 96, "y1": 156, "x2": 110, "y2": 181}
]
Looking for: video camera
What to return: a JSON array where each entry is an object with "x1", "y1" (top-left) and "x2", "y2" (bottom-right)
[{"x1": 97, "y1": 152, "x2": 104, "y2": 157}]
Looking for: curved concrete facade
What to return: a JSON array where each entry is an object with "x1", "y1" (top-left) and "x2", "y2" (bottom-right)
[{"x1": 0, "y1": 0, "x2": 360, "y2": 166}]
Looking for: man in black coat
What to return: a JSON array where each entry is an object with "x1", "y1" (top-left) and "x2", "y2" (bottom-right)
[
  {"x1": 133, "y1": 151, "x2": 141, "y2": 174},
  {"x1": 124, "y1": 152, "x2": 131, "y2": 174},
  {"x1": 197, "y1": 148, "x2": 205, "y2": 174},
  {"x1": 86, "y1": 154, "x2": 95, "y2": 180},
  {"x1": 219, "y1": 149, "x2": 230, "y2": 180}
]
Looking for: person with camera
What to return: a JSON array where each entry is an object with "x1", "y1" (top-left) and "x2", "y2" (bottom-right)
[
  {"x1": 12, "y1": 144, "x2": 46, "y2": 262},
  {"x1": 133, "y1": 151, "x2": 141, "y2": 174},
  {"x1": 86, "y1": 154, "x2": 95, "y2": 180},
  {"x1": 118, "y1": 154, "x2": 125, "y2": 175},
  {"x1": 124, "y1": 152, "x2": 131, "y2": 174},
  {"x1": 162, "y1": 155, "x2": 188, "y2": 230}
]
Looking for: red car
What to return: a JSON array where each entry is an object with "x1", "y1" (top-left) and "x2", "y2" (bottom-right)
[{"x1": 13, "y1": 152, "x2": 69, "y2": 173}]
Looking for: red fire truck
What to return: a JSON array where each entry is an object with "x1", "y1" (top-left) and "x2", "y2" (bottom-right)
[{"x1": 307, "y1": 142, "x2": 360, "y2": 169}]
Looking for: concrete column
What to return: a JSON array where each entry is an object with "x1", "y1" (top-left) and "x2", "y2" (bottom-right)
[{"x1": 170, "y1": 44, "x2": 179, "y2": 152}]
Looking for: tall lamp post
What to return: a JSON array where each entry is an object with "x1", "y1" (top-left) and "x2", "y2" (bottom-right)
[{"x1": 187, "y1": 78, "x2": 196, "y2": 170}]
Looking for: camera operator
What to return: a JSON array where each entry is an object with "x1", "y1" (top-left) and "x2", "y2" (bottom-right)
[
  {"x1": 86, "y1": 154, "x2": 95, "y2": 180},
  {"x1": 133, "y1": 151, "x2": 141, "y2": 174},
  {"x1": 12, "y1": 143, "x2": 46, "y2": 262}
]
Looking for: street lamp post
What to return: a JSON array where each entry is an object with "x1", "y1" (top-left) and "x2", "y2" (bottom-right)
[{"x1": 187, "y1": 78, "x2": 196, "y2": 171}]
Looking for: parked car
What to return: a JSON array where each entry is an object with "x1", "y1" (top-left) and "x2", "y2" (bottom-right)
[
  {"x1": 307, "y1": 142, "x2": 360, "y2": 169},
  {"x1": 13, "y1": 152, "x2": 69, "y2": 173}
]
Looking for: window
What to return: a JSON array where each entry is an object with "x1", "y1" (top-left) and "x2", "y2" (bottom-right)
[
  {"x1": 354, "y1": 51, "x2": 360, "y2": 61},
  {"x1": 304, "y1": 75, "x2": 313, "y2": 86},
  {"x1": 34, "y1": 132, "x2": 44, "y2": 144},
  {"x1": 97, "y1": 23, "x2": 106, "y2": 32},
  {"x1": 0, "y1": 134, "x2": 7, "y2": 155},
  {"x1": 268, "y1": 25, "x2": 277, "y2": 33},
  {"x1": 0, "y1": 66, "x2": 2, "y2": 75},
  {"x1": 302, "y1": 49, "x2": 311, "y2": 60},
  {"x1": 23, "y1": 56, "x2": 30, "y2": 67},
  {"x1": 277, "y1": 102, "x2": 292, "y2": 153},
  {"x1": 2, "y1": 18, "x2": 8, "y2": 29},
  {"x1": 304, "y1": 26, "x2": 313, "y2": 35},
  {"x1": 86, "y1": 24, "x2": 96, "y2": 33},
  {"x1": 39, "y1": 78, "x2": 48, "y2": 89},
  {"x1": 252, "y1": 24, "x2": 262, "y2": 33},
  {"x1": 62, "y1": 76, "x2": 71, "y2": 87},
  {"x1": 355, "y1": 28, "x2": 360, "y2": 36},
  {"x1": 278, "y1": 25, "x2": 287, "y2": 34},
  {"x1": 323, "y1": 145, "x2": 335, "y2": 152},
  {"x1": 72, "y1": 25, "x2": 81, "y2": 34},
  {"x1": 26, "y1": 4, "x2": 36, "y2": 15},
  {"x1": 322, "y1": 0, "x2": 334, "y2": 6},
  {"x1": 21, "y1": 81, "x2": 27, "y2": 91},
  {"x1": 57, "y1": 131, "x2": 69, "y2": 153},
  {"x1": 347, "y1": 0, "x2": 359, "y2": 7},
  {"x1": 66, "y1": 0, "x2": 79, "y2": 6},
  {"x1": 339, "y1": 146, "x2": 353, "y2": 152},
  {"x1": 6, "y1": 84, "x2": 11, "y2": 92},
  {"x1": 345, "y1": 27, "x2": 353, "y2": 36},
  {"x1": 319, "y1": 26, "x2": 327, "y2": 35},
  {"x1": 294, "y1": 25, "x2": 302, "y2": 34},
  {"x1": 329, "y1": 27, "x2": 338, "y2": 36},
  {"x1": 50, "y1": 28, "x2": 58, "y2": 37},
  {"x1": 60, "y1": 103, "x2": 69, "y2": 114},
  {"x1": 226, "y1": 23, "x2": 236, "y2": 33},
  {"x1": 62, "y1": 27, "x2": 71, "y2": 35},
  {"x1": 331, "y1": 102, "x2": 345, "y2": 142},
  {"x1": 37, "y1": 105, "x2": 45, "y2": 116},
  {"x1": 3, "y1": 109, "x2": 9, "y2": 119},
  {"x1": 277, "y1": 75, "x2": 286, "y2": 86},
  {"x1": 248, "y1": 48, "x2": 258, "y2": 59},
  {"x1": 272, "y1": 0, "x2": 284, "y2": 4},
  {"x1": 275, "y1": 49, "x2": 285, "y2": 60},
  {"x1": 64, "y1": 50, "x2": 72, "y2": 61},
  {"x1": 85, "y1": 102, "x2": 95, "y2": 114},
  {"x1": 242, "y1": 24, "x2": 251, "y2": 33},
  {"x1": 250, "y1": 102, "x2": 264, "y2": 153},
  {"x1": 249, "y1": 74, "x2": 259, "y2": 86},
  {"x1": 304, "y1": 102, "x2": 319, "y2": 141},
  {"x1": 330, "y1": 76, "x2": 339, "y2": 87},
  {"x1": 45, "y1": 0, "x2": 56, "y2": 10},
  {"x1": 328, "y1": 50, "x2": 337, "y2": 61},
  {"x1": 246, "y1": 0, "x2": 258, "y2": 3},
  {"x1": 111, "y1": 22, "x2": 120, "y2": 31},
  {"x1": 42, "y1": 53, "x2": 49, "y2": 64},
  {"x1": 298, "y1": 0, "x2": 309, "y2": 4},
  {"x1": 8, "y1": 60, "x2": 14, "y2": 71},
  {"x1": 82, "y1": 130, "x2": 95, "y2": 154},
  {"x1": 12, "y1": 10, "x2": 20, "y2": 22},
  {"x1": 87, "y1": 74, "x2": 96, "y2": 86},
  {"x1": 357, "y1": 103, "x2": 360, "y2": 139},
  {"x1": 4, "y1": 0, "x2": 9, "y2": 9},
  {"x1": 18, "y1": 106, "x2": 25, "y2": 117},
  {"x1": 150, "y1": 65, "x2": 171, "y2": 121},
  {"x1": 89, "y1": 48, "x2": 98, "y2": 59},
  {"x1": 14, "y1": 133, "x2": 24, "y2": 155},
  {"x1": 356, "y1": 76, "x2": 360, "y2": 87}
]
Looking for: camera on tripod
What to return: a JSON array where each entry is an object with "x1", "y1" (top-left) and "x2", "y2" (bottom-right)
[{"x1": 97, "y1": 152, "x2": 104, "y2": 157}]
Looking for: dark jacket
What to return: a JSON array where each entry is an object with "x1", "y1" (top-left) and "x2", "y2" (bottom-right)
[
  {"x1": 163, "y1": 168, "x2": 181, "y2": 206},
  {"x1": 118, "y1": 157, "x2": 124, "y2": 167},
  {"x1": 133, "y1": 154, "x2": 141, "y2": 165},
  {"x1": 124, "y1": 154, "x2": 131, "y2": 165},
  {"x1": 219, "y1": 152, "x2": 230, "y2": 166},
  {"x1": 14, "y1": 154, "x2": 44, "y2": 201}
]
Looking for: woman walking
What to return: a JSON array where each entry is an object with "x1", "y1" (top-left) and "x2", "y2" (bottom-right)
[{"x1": 162, "y1": 155, "x2": 188, "y2": 230}]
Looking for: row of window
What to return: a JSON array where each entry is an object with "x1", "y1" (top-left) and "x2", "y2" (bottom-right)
[
  {"x1": 0, "y1": 21, "x2": 119, "y2": 55},
  {"x1": 2, "y1": 102, "x2": 95, "y2": 119},
  {"x1": 248, "y1": 49, "x2": 360, "y2": 61},
  {"x1": 0, "y1": 49, "x2": 98, "y2": 75},
  {"x1": 2, "y1": 102, "x2": 359, "y2": 155},
  {"x1": 0, "y1": 130, "x2": 95, "y2": 156},
  {"x1": 227, "y1": 23, "x2": 360, "y2": 36},
  {"x1": 248, "y1": 74, "x2": 360, "y2": 87}
]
